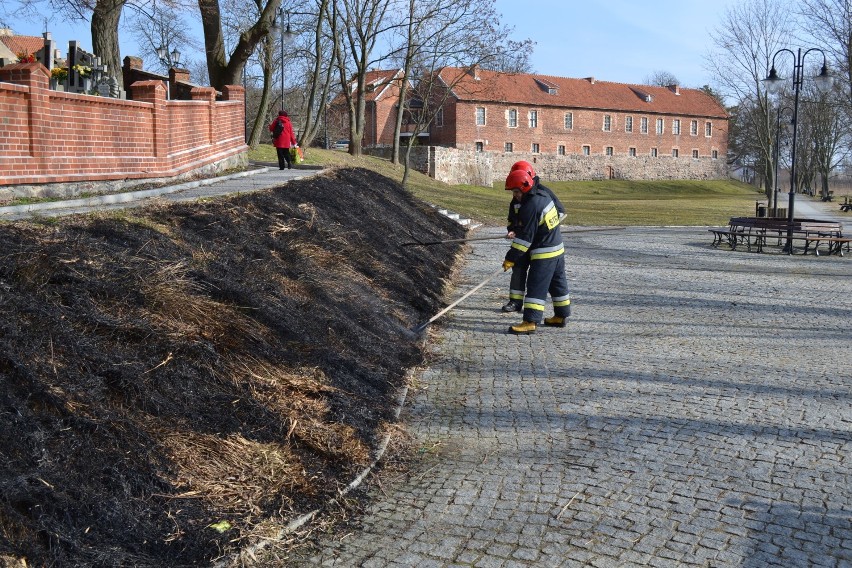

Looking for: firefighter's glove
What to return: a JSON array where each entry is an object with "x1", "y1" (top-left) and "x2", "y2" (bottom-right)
[{"x1": 502, "y1": 260, "x2": 514, "y2": 272}]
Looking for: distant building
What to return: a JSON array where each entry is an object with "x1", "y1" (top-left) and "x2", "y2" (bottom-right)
[
  {"x1": 329, "y1": 65, "x2": 730, "y2": 181},
  {"x1": 0, "y1": 29, "x2": 47, "y2": 64},
  {"x1": 428, "y1": 65, "x2": 728, "y2": 162}
]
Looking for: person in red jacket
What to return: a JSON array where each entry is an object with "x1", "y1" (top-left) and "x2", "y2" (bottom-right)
[{"x1": 268, "y1": 110, "x2": 298, "y2": 170}]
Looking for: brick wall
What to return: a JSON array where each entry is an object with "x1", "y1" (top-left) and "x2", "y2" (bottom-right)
[{"x1": 0, "y1": 62, "x2": 247, "y2": 195}]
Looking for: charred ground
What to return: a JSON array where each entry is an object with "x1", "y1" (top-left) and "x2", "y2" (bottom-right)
[{"x1": 0, "y1": 168, "x2": 468, "y2": 567}]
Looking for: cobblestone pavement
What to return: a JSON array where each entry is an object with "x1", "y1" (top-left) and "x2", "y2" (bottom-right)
[{"x1": 294, "y1": 226, "x2": 852, "y2": 567}]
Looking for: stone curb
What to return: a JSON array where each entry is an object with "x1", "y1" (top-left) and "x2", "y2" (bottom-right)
[{"x1": 0, "y1": 167, "x2": 273, "y2": 217}]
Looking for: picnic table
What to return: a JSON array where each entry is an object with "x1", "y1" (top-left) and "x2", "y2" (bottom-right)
[{"x1": 709, "y1": 217, "x2": 849, "y2": 256}]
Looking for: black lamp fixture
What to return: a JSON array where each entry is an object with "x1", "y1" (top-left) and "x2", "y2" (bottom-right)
[{"x1": 155, "y1": 45, "x2": 181, "y2": 68}]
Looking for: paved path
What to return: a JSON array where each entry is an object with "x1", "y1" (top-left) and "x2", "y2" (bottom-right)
[
  {"x1": 294, "y1": 225, "x2": 851, "y2": 567},
  {"x1": 0, "y1": 165, "x2": 319, "y2": 220},
  {"x1": 3, "y1": 174, "x2": 849, "y2": 566}
]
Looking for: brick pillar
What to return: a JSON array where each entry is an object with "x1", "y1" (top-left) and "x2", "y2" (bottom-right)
[
  {"x1": 191, "y1": 86, "x2": 217, "y2": 144},
  {"x1": 131, "y1": 80, "x2": 167, "y2": 158},
  {"x1": 222, "y1": 85, "x2": 246, "y2": 144},
  {"x1": 122, "y1": 56, "x2": 143, "y2": 95},
  {"x1": 0, "y1": 62, "x2": 51, "y2": 159}
]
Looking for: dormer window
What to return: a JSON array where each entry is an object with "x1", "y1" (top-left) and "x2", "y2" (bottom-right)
[
  {"x1": 630, "y1": 86, "x2": 654, "y2": 103},
  {"x1": 534, "y1": 78, "x2": 559, "y2": 95}
]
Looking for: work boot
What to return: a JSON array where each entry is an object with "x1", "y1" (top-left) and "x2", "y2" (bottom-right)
[
  {"x1": 544, "y1": 316, "x2": 567, "y2": 328},
  {"x1": 501, "y1": 300, "x2": 522, "y2": 313},
  {"x1": 509, "y1": 321, "x2": 536, "y2": 334}
]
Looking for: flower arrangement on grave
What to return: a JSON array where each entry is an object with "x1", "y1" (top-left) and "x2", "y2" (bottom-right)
[
  {"x1": 72, "y1": 64, "x2": 92, "y2": 78},
  {"x1": 51, "y1": 67, "x2": 68, "y2": 82},
  {"x1": 16, "y1": 52, "x2": 36, "y2": 63}
]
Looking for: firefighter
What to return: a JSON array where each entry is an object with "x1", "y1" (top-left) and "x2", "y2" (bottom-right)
[
  {"x1": 502, "y1": 170, "x2": 571, "y2": 335},
  {"x1": 501, "y1": 161, "x2": 565, "y2": 313}
]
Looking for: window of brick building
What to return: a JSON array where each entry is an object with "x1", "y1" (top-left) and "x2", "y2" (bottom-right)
[
  {"x1": 529, "y1": 110, "x2": 538, "y2": 128},
  {"x1": 672, "y1": 148, "x2": 679, "y2": 157},
  {"x1": 673, "y1": 119, "x2": 681, "y2": 135},
  {"x1": 508, "y1": 109, "x2": 517, "y2": 128},
  {"x1": 705, "y1": 121, "x2": 713, "y2": 137},
  {"x1": 475, "y1": 141, "x2": 484, "y2": 152},
  {"x1": 651, "y1": 147, "x2": 658, "y2": 157},
  {"x1": 641, "y1": 117, "x2": 648, "y2": 134},
  {"x1": 532, "y1": 143, "x2": 540, "y2": 153},
  {"x1": 558, "y1": 145, "x2": 566, "y2": 155},
  {"x1": 505, "y1": 142, "x2": 513, "y2": 153},
  {"x1": 625, "y1": 116, "x2": 633, "y2": 133},
  {"x1": 435, "y1": 108, "x2": 443, "y2": 127},
  {"x1": 564, "y1": 113, "x2": 573, "y2": 129},
  {"x1": 603, "y1": 114, "x2": 612, "y2": 131},
  {"x1": 691, "y1": 120, "x2": 698, "y2": 136},
  {"x1": 692, "y1": 149, "x2": 699, "y2": 159},
  {"x1": 629, "y1": 147, "x2": 637, "y2": 157},
  {"x1": 712, "y1": 149, "x2": 718, "y2": 159},
  {"x1": 605, "y1": 146, "x2": 613, "y2": 156},
  {"x1": 582, "y1": 145, "x2": 591, "y2": 155},
  {"x1": 656, "y1": 118, "x2": 664, "y2": 134},
  {"x1": 476, "y1": 107, "x2": 486, "y2": 126}
]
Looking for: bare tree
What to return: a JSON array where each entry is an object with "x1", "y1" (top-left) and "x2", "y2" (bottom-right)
[
  {"x1": 197, "y1": 0, "x2": 281, "y2": 91},
  {"x1": 386, "y1": 0, "x2": 531, "y2": 168},
  {"x1": 644, "y1": 70, "x2": 681, "y2": 87},
  {"x1": 798, "y1": 80, "x2": 850, "y2": 198},
  {"x1": 290, "y1": 0, "x2": 333, "y2": 150},
  {"x1": 126, "y1": 2, "x2": 199, "y2": 74},
  {"x1": 707, "y1": 0, "x2": 796, "y2": 194},
  {"x1": 326, "y1": 0, "x2": 401, "y2": 157},
  {"x1": 799, "y1": 0, "x2": 852, "y2": 106},
  {"x1": 383, "y1": 0, "x2": 531, "y2": 182},
  {"x1": 9, "y1": 0, "x2": 129, "y2": 86}
]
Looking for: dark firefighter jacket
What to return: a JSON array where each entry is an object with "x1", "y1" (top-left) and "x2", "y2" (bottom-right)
[
  {"x1": 507, "y1": 177, "x2": 565, "y2": 233},
  {"x1": 504, "y1": 184, "x2": 565, "y2": 265}
]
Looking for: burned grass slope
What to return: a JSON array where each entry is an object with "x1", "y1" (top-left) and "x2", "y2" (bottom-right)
[{"x1": 0, "y1": 167, "x2": 467, "y2": 567}]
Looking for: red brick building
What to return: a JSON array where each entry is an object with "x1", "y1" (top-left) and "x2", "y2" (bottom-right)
[
  {"x1": 328, "y1": 69, "x2": 406, "y2": 147},
  {"x1": 428, "y1": 66, "x2": 728, "y2": 161}
]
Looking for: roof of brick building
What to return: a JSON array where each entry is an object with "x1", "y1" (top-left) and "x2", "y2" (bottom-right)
[
  {"x1": 0, "y1": 33, "x2": 45, "y2": 58},
  {"x1": 438, "y1": 66, "x2": 728, "y2": 119}
]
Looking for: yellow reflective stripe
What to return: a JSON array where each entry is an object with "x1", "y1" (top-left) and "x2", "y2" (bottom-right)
[
  {"x1": 523, "y1": 302, "x2": 545, "y2": 312},
  {"x1": 530, "y1": 248, "x2": 564, "y2": 260},
  {"x1": 511, "y1": 242, "x2": 529, "y2": 253},
  {"x1": 553, "y1": 298, "x2": 571, "y2": 307}
]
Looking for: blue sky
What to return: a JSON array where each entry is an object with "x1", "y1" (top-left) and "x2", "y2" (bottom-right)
[
  {"x1": 6, "y1": 0, "x2": 733, "y2": 88},
  {"x1": 493, "y1": 0, "x2": 737, "y2": 87}
]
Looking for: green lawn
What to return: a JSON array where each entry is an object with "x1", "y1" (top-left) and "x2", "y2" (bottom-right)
[{"x1": 249, "y1": 145, "x2": 763, "y2": 226}]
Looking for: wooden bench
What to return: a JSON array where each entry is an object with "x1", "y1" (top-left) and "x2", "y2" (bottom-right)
[
  {"x1": 710, "y1": 217, "x2": 844, "y2": 254},
  {"x1": 804, "y1": 236, "x2": 852, "y2": 256}
]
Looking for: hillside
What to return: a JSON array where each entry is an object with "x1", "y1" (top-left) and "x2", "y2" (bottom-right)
[{"x1": 0, "y1": 167, "x2": 468, "y2": 567}]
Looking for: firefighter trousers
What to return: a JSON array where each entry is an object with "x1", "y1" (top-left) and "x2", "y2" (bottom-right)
[
  {"x1": 508, "y1": 254, "x2": 530, "y2": 302},
  {"x1": 521, "y1": 254, "x2": 571, "y2": 324}
]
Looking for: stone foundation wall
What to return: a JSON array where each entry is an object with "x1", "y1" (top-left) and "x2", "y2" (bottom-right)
[{"x1": 364, "y1": 146, "x2": 729, "y2": 187}]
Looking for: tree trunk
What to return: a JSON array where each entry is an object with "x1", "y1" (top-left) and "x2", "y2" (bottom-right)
[
  {"x1": 298, "y1": 0, "x2": 330, "y2": 151},
  {"x1": 248, "y1": 34, "x2": 275, "y2": 148},
  {"x1": 91, "y1": 0, "x2": 126, "y2": 89}
]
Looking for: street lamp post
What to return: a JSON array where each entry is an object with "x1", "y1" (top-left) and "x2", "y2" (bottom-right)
[
  {"x1": 763, "y1": 47, "x2": 832, "y2": 252},
  {"x1": 156, "y1": 45, "x2": 181, "y2": 99},
  {"x1": 274, "y1": 8, "x2": 296, "y2": 112},
  {"x1": 772, "y1": 105, "x2": 793, "y2": 218}
]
